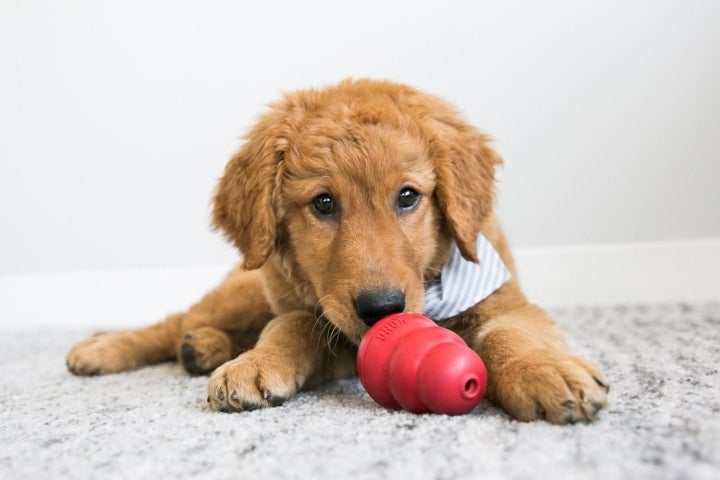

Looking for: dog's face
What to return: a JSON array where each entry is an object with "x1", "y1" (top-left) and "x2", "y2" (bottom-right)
[
  {"x1": 279, "y1": 125, "x2": 443, "y2": 343},
  {"x1": 212, "y1": 80, "x2": 500, "y2": 344}
]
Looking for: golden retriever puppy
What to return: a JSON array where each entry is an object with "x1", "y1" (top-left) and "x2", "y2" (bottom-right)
[{"x1": 67, "y1": 79, "x2": 609, "y2": 423}]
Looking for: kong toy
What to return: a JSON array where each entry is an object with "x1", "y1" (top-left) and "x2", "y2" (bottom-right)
[{"x1": 357, "y1": 312, "x2": 487, "y2": 415}]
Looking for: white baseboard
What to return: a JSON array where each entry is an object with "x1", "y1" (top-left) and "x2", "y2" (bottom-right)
[
  {"x1": 513, "y1": 238, "x2": 720, "y2": 308},
  {"x1": 1, "y1": 239, "x2": 718, "y2": 330},
  {"x1": 0, "y1": 265, "x2": 231, "y2": 330}
]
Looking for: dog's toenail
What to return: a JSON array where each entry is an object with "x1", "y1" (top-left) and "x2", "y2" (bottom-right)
[
  {"x1": 562, "y1": 399, "x2": 576, "y2": 409},
  {"x1": 207, "y1": 396, "x2": 211, "y2": 403},
  {"x1": 594, "y1": 377, "x2": 610, "y2": 392},
  {"x1": 231, "y1": 391, "x2": 239, "y2": 401},
  {"x1": 185, "y1": 361, "x2": 200, "y2": 375},
  {"x1": 579, "y1": 389, "x2": 588, "y2": 403},
  {"x1": 217, "y1": 389, "x2": 225, "y2": 402},
  {"x1": 181, "y1": 344, "x2": 195, "y2": 360},
  {"x1": 269, "y1": 395, "x2": 286, "y2": 407}
]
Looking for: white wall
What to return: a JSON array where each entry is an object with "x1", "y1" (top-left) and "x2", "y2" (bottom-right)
[{"x1": 2, "y1": 0, "x2": 719, "y2": 275}]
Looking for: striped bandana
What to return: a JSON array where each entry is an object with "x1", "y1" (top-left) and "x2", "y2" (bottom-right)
[{"x1": 423, "y1": 234, "x2": 511, "y2": 321}]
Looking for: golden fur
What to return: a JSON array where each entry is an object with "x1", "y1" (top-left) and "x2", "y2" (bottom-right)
[{"x1": 67, "y1": 79, "x2": 609, "y2": 423}]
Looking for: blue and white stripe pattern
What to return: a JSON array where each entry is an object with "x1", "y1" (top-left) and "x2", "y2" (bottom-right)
[{"x1": 423, "y1": 234, "x2": 511, "y2": 321}]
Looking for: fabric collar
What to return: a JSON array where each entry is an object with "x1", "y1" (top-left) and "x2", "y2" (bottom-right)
[{"x1": 423, "y1": 234, "x2": 511, "y2": 321}]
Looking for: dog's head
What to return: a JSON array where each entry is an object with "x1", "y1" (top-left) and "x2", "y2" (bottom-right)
[{"x1": 213, "y1": 79, "x2": 501, "y2": 343}]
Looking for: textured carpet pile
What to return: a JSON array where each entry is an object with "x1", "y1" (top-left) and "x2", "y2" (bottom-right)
[{"x1": 1, "y1": 303, "x2": 719, "y2": 479}]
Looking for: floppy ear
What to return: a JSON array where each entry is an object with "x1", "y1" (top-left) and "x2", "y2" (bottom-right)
[
  {"x1": 212, "y1": 113, "x2": 286, "y2": 270},
  {"x1": 427, "y1": 117, "x2": 502, "y2": 263}
]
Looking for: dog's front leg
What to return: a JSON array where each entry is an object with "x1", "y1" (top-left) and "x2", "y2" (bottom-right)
[
  {"x1": 473, "y1": 304, "x2": 610, "y2": 424},
  {"x1": 207, "y1": 311, "x2": 356, "y2": 412}
]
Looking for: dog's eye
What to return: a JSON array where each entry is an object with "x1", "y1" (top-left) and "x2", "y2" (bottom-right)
[
  {"x1": 397, "y1": 188, "x2": 421, "y2": 211},
  {"x1": 311, "y1": 194, "x2": 336, "y2": 216}
]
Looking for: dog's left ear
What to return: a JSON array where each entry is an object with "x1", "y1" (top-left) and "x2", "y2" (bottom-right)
[
  {"x1": 426, "y1": 116, "x2": 502, "y2": 262},
  {"x1": 212, "y1": 110, "x2": 287, "y2": 270}
]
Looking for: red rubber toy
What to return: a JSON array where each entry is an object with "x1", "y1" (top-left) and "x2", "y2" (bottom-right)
[{"x1": 357, "y1": 312, "x2": 487, "y2": 415}]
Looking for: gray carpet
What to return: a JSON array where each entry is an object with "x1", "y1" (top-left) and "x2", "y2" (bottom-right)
[{"x1": 1, "y1": 303, "x2": 719, "y2": 480}]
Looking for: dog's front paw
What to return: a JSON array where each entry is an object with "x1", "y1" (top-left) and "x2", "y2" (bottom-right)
[
  {"x1": 66, "y1": 332, "x2": 142, "y2": 375},
  {"x1": 493, "y1": 350, "x2": 610, "y2": 424},
  {"x1": 178, "y1": 327, "x2": 232, "y2": 375},
  {"x1": 207, "y1": 350, "x2": 299, "y2": 412}
]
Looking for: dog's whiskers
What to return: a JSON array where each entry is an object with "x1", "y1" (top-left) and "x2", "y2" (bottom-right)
[
  {"x1": 312, "y1": 302, "x2": 346, "y2": 357},
  {"x1": 321, "y1": 317, "x2": 341, "y2": 356},
  {"x1": 311, "y1": 296, "x2": 331, "y2": 335},
  {"x1": 310, "y1": 296, "x2": 339, "y2": 354}
]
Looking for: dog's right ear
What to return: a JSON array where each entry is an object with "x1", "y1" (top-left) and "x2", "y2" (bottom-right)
[
  {"x1": 423, "y1": 114, "x2": 502, "y2": 263},
  {"x1": 212, "y1": 112, "x2": 287, "y2": 271}
]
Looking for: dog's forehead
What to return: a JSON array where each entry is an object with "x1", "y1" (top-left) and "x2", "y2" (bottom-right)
[{"x1": 283, "y1": 119, "x2": 434, "y2": 187}]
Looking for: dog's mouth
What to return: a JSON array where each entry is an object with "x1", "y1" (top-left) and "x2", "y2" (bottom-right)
[
  {"x1": 314, "y1": 297, "x2": 369, "y2": 346},
  {"x1": 322, "y1": 312, "x2": 369, "y2": 346},
  {"x1": 319, "y1": 288, "x2": 423, "y2": 346}
]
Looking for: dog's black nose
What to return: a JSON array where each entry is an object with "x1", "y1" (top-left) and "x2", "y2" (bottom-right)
[{"x1": 353, "y1": 288, "x2": 405, "y2": 326}]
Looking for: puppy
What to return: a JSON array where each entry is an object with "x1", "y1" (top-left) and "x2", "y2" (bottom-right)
[{"x1": 67, "y1": 79, "x2": 609, "y2": 423}]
